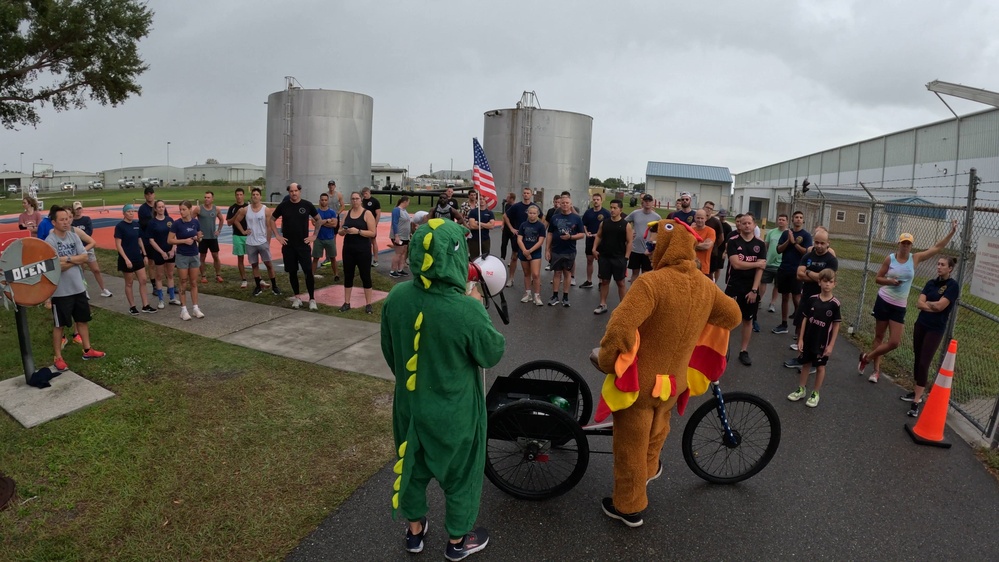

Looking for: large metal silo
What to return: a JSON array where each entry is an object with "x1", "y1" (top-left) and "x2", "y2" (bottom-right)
[
  {"x1": 482, "y1": 92, "x2": 593, "y2": 207},
  {"x1": 266, "y1": 83, "x2": 373, "y2": 202}
]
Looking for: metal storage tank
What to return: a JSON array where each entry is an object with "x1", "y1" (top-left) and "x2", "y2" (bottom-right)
[
  {"x1": 482, "y1": 92, "x2": 593, "y2": 207},
  {"x1": 266, "y1": 81, "x2": 373, "y2": 202}
]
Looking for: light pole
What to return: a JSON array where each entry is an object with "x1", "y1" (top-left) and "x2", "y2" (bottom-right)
[
  {"x1": 19, "y1": 152, "x2": 23, "y2": 174},
  {"x1": 120, "y1": 152, "x2": 123, "y2": 185},
  {"x1": 167, "y1": 141, "x2": 171, "y2": 170}
]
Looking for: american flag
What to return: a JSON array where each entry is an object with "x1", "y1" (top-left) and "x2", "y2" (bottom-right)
[{"x1": 473, "y1": 138, "x2": 498, "y2": 210}]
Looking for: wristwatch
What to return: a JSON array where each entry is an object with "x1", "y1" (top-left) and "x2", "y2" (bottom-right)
[{"x1": 751, "y1": 289, "x2": 759, "y2": 294}]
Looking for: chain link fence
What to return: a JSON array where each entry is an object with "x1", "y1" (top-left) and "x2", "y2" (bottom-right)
[{"x1": 774, "y1": 173, "x2": 999, "y2": 444}]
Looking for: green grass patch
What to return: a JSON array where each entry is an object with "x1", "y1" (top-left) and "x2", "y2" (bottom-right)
[{"x1": 0, "y1": 304, "x2": 395, "y2": 560}]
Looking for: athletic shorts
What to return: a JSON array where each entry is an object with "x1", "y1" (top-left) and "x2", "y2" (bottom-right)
[
  {"x1": 117, "y1": 254, "x2": 144, "y2": 273},
  {"x1": 761, "y1": 267, "x2": 778, "y2": 285},
  {"x1": 584, "y1": 237, "x2": 596, "y2": 256},
  {"x1": 799, "y1": 349, "x2": 830, "y2": 367},
  {"x1": 232, "y1": 235, "x2": 247, "y2": 257},
  {"x1": 198, "y1": 239, "x2": 220, "y2": 254},
  {"x1": 312, "y1": 238, "x2": 338, "y2": 259},
  {"x1": 710, "y1": 254, "x2": 724, "y2": 273},
  {"x1": 776, "y1": 269, "x2": 802, "y2": 295},
  {"x1": 872, "y1": 294, "x2": 907, "y2": 324},
  {"x1": 628, "y1": 253, "x2": 652, "y2": 272},
  {"x1": 518, "y1": 249, "x2": 542, "y2": 261},
  {"x1": 598, "y1": 256, "x2": 627, "y2": 281},
  {"x1": 550, "y1": 252, "x2": 576, "y2": 272},
  {"x1": 726, "y1": 288, "x2": 760, "y2": 321},
  {"x1": 282, "y1": 243, "x2": 311, "y2": 274},
  {"x1": 247, "y1": 244, "x2": 271, "y2": 265},
  {"x1": 175, "y1": 253, "x2": 200, "y2": 270},
  {"x1": 150, "y1": 251, "x2": 175, "y2": 266},
  {"x1": 51, "y1": 291, "x2": 91, "y2": 328},
  {"x1": 87, "y1": 248, "x2": 97, "y2": 263}
]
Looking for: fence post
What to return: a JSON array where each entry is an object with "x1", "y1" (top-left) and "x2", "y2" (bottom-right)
[
  {"x1": 854, "y1": 184, "x2": 878, "y2": 329},
  {"x1": 943, "y1": 169, "x2": 978, "y2": 343}
]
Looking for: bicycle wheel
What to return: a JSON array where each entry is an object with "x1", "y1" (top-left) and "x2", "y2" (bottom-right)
[
  {"x1": 681, "y1": 392, "x2": 781, "y2": 484},
  {"x1": 485, "y1": 400, "x2": 589, "y2": 500},
  {"x1": 508, "y1": 360, "x2": 593, "y2": 425}
]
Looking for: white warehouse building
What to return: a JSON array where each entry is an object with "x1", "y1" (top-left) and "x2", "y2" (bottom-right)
[{"x1": 645, "y1": 162, "x2": 732, "y2": 211}]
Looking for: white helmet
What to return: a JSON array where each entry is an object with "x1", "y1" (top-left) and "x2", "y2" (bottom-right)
[{"x1": 471, "y1": 255, "x2": 507, "y2": 296}]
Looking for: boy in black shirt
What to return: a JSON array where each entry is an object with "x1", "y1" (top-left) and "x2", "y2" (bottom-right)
[{"x1": 787, "y1": 269, "x2": 841, "y2": 408}]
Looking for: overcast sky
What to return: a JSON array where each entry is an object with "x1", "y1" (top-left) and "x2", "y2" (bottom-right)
[{"x1": 4, "y1": 0, "x2": 999, "y2": 182}]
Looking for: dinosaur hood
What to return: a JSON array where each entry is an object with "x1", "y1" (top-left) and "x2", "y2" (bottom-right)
[
  {"x1": 650, "y1": 218, "x2": 703, "y2": 270},
  {"x1": 408, "y1": 218, "x2": 469, "y2": 295}
]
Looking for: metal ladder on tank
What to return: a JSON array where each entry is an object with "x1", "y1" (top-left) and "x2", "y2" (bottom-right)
[
  {"x1": 283, "y1": 76, "x2": 303, "y2": 187},
  {"x1": 518, "y1": 91, "x2": 540, "y2": 189}
]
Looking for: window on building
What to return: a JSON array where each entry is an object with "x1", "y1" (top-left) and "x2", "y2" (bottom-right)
[
  {"x1": 836, "y1": 210, "x2": 846, "y2": 222},
  {"x1": 858, "y1": 212, "x2": 867, "y2": 224}
]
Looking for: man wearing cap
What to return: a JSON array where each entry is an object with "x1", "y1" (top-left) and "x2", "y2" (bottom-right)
[
  {"x1": 668, "y1": 192, "x2": 696, "y2": 226},
  {"x1": 361, "y1": 187, "x2": 381, "y2": 267},
  {"x1": 71, "y1": 201, "x2": 113, "y2": 298},
  {"x1": 115, "y1": 204, "x2": 156, "y2": 315},
  {"x1": 624, "y1": 194, "x2": 660, "y2": 282}
]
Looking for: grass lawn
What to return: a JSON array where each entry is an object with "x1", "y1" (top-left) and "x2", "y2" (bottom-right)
[{"x1": 0, "y1": 304, "x2": 395, "y2": 560}]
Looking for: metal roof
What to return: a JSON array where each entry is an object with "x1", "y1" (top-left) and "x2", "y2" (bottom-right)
[{"x1": 646, "y1": 161, "x2": 732, "y2": 184}]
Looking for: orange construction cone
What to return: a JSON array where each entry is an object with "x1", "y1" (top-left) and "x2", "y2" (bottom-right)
[{"x1": 904, "y1": 339, "x2": 957, "y2": 448}]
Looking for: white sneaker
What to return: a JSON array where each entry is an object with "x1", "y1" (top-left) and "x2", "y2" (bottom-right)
[
  {"x1": 100, "y1": 288, "x2": 113, "y2": 297},
  {"x1": 260, "y1": 280, "x2": 270, "y2": 288},
  {"x1": 192, "y1": 305, "x2": 205, "y2": 319},
  {"x1": 868, "y1": 372, "x2": 880, "y2": 383},
  {"x1": 169, "y1": 298, "x2": 182, "y2": 306},
  {"x1": 240, "y1": 280, "x2": 248, "y2": 288},
  {"x1": 180, "y1": 307, "x2": 192, "y2": 321},
  {"x1": 789, "y1": 343, "x2": 799, "y2": 352},
  {"x1": 313, "y1": 274, "x2": 324, "y2": 279},
  {"x1": 291, "y1": 298, "x2": 303, "y2": 309},
  {"x1": 309, "y1": 299, "x2": 318, "y2": 311},
  {"x1": 157, "y1": 299, "x2": 165, "y2": 310},
  {"x1": 767, "y1": 304, "x2": 776, "y2": 313},
  {"x1": 505, "y1": 279, "x2": 514, "y2": 288},
  {"x1": 372, "y1": 260, "x2": 378, "y2": 267},
  {"x1": 534, "y1": 294, "x2": 544, "y2": 306},
  {"x1": 521, "y1": 291, "x2": 533, "y2": 303},
  {"x1": 571, "y1": 277, "x2": 576, "y2": 286}
]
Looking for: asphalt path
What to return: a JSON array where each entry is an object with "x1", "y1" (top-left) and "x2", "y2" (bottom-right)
[{"x1": 288, "y1": 251, "x2": 999, "y2": 561}]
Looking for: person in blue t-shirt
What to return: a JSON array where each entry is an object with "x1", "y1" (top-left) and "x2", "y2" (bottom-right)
[
  {"x1": 504, "y1": 187, "x2": 535, "y2": 287},
  {"x1": 517, "y1": 204, "x2": 547, "y2": 306},
  {"x1": 772, "y1": 210, "x2": 812, "y2": 334},
  {"x1": 168, "y1": 200, "x2": 205, "y2": 321},
  {"x1": 581, "y1": 192, "x2": 611, "y2": 288},
  {"x1": 36, "y1": 205, "x2": 56, "y2": 240},
  {"x1": 545, "y1": 194, "x2": 585, "y2": 307},
  {"x1": 312, "y1": 193, "x2": 340, "y2": 280},
  {"x1": 906, "y1": 256, "x2": 960, "y2": 417},
  {"x1": 114, "y1": 204, "x2": 154, "y2": 314},
  {"x1": 466, "y1": 189, "x2": 500, "y2": 261}
]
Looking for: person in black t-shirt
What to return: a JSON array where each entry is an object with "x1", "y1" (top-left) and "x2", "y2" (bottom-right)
[
  {"x1": 592, "y1": 199, "x2": 633, "y2": 315},
  {"x1": 791, "y1": 228, "x2": 838, "y2": 341},
  {"x1": 787, "y1": 269, "x2": 841, "y2": 408},
  {"x1": 270, "y1": 183, "x2": 321, "y2": 310},
  {"x1": 227, "y1": 187, "x2": 250, "y2": 288},
  {"x1": 361, "y1": 187, "x2": 382, "y2": 267},
  {"x1": 725, "y1": 213, "x2": 767, "y2": 366},
  {"x1": 906, "y1": 257, "x2": 960, "y2": 416}
]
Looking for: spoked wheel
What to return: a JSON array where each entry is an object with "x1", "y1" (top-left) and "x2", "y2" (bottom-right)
[
  {"x1": 508, "y1": 360, "x2": 593, "y2": 426},
  {"x1": 485, "y1": 400, "x2": 590, "y2": 500},
  {"x1": 681, "y1": 392, "x2": 781, "y2": 484}
]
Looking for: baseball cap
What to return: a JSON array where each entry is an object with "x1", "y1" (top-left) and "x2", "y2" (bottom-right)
[
  {"x1": 718, "y1": 208, "x2": 728, "y2": 217},
  {"x1": 680, "y1": 191, "x2": 692, "y2": 198},
  {"x1": 642, "y1": 194, "x2": 654, "y2": 201},
  {"x1": 328, "y1": 179, "x2": 336, "y2": 186},
  {"x1": 72, "y1": 201, "x2": 83, "y2": 210},
  {"x1": 899, "y1": 233, "x2": 914, "y2": 243},
  {"x1": 122, "y1": 204, "x2": 135, "y2": 213}
]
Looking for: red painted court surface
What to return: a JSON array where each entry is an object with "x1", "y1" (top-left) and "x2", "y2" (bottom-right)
[{"x1": 0, "y1": 205, "x2": 396, "y2": 307}]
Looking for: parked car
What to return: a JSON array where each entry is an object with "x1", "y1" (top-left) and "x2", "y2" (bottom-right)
[
  {"x1": 87, "y1": 180, "x2": 104, "y2": 190},
  {"x1": 6, "y1": 184, "x2": 18, "y2": 193},
  {"x1": 140, "y1": 177, "x2": 161, "y2": 188},
  {"x1": 61, "y1": 182, "x2": 76, "y2": 191},
  {"x1": 118, "y1": 179, "x2": 136, "y2": 188}
]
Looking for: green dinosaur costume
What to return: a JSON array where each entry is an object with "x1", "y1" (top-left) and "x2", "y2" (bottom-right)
[{"x1": 381, "y1": 218, "x2": 505, "y2": 539}]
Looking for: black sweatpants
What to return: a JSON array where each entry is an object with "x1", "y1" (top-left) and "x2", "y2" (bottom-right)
[
  {"x1": 342, "y1": 245, "x2": 373, "y2": 289},
  {"x1": 912, "y1": 322, "x2": 945, "y2": 388}
]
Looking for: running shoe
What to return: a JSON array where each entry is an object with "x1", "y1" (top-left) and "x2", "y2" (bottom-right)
[
  {"x1": 291, "y1": 298, "x2": 302, "y2": 309},
  {"x1": 505, "y1": 279, "x2": 514, "y2": 288},
  {"x1": 54, "y1": 357, "x2": 69, "y2": 371},
  {"x1": 169, "y1": 298, "x2": 182, "y2": 306},
  {"x1": 216, "y1": 276, "x2": 224, "y2": 283},
  {"x1": 338, "y1": 303, "x2": 351, "y2": 312},
  {"x1": 789, "y1": 343, "x2": 799, "y2": 352},
  {"x1": 900, "y1": 391, "x2": 916, "y2": 402},
  {"x1": 752, "y1": 320, "x2": 760, "y2": 333},
  {"x1": 141, "y1": 305, "x2": 157, "y2": 313},
  {"x1": 600, "y1": 498, "x2": 643, "y2": 528},
  {"x1": 646, "y1": 461, "x2": 663, "y2": 484},
  {"x1": 253, "y1": 287, "x2": 263, "y2": 297},
  {"x1": 907, "y1": 402, "x2": 921, "y2": 417},
  {"x1": 571, "y1": 277, "x2": 576, "y2": 286},
  {"x1": 61, "y1": 336, "x2": 68, "y2": 350},
  {"x1": 321, "y1": 259, "x2": 331, "y2": 268},
  {"x1": 521, "y1": 291, "x2": 532, "y2": 303},
  {"x1": 309, "y1": 300, "x2": 318, "y2": 311},
  {"x1": 739, "y1": 350, "x2": 752, "y2": 366},
  {"x1": 83, "y1": 348, "x2": 105, "y2": 360},
  {"x1": 767, "y1": 304, "x2": 776, "y2": 313},
  {"x1": 580, "y1": 280, "x2": 593, "y2": 288},
  {"x1": 787, "y1": 386, "x2": 807, "y2": 401},
  {"x1": 271, "y1": 287, "x2": 281, "y2": 296},
  {"x1": 260, "y1": 280, "x2": 271, "y2": 288},
  {"x1": 334, "y1": 275, "x2": 341, "y2": 282},
  {"x1": 444, "y1": 528, "x2": 489, "y2": 561},
  {"x1": 771, "y1": 323, "x2": 788, "y2": 334},
  {"x1": 545, "y1": 264, "x2": 551, "y2": 271},
  {"x1": 868, "y1": 372, "x2": 880, "y2": 383},
  {"x1": 389, "y1": 271, "x2": 402, "y2": 278},
  {"x1": 858, "y1": 353, "x2": 869, "y2": 375},
  {"x1": 200, "y1": 277, "x2": 208, "y2": 284},
  {"x1": 783, "y1": 357, "x2": 803, "y2": 369},
  {"x1": 192, "y1": 305, "x2": 205, "y2": 319},
  {"x1": 534, "y1": 294, "x2": 543, "y2": 306},
  {"x1": 157, "y1": 299, "x2": 165, "y2": 309},
  {"x1": 548, "y1": 295, "x2": 560, "y2": 306},
  {"x1": 100, "y1": 288, "x2": 113, "y2": 297},
  {"x1": 240, "y1": 280, "x2": 248, "y2": 288},
  {"x1": 372, "y1": 260, "x2": 379, "y2": 267},
  {"x1": 73, "y1": 333, "x2": 82, "y2": 345},
  {"x1": 129, "y1": 306, "x2": 139, "y2": 316},
  {"x1": 180, "y1": 307, "x2": 192, "y2": 321},
  {"x1": 594, "y1": 304, "x2": 608, "y2": 315},
  {"x1": 313, "y1": 274, "x2": 324, "y2": 279},
  {"x1": 365, "y1": 304, "x2": 373, "y2": 315},
  {"x1": 562, "y1": 298, "x2": 570, "y2": 308},
  {"x1": 806, "y1": 391, "x2": 820, "y2": 408}
]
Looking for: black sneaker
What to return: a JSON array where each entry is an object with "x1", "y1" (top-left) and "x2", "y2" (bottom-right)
[
  {"x1": 129, "y1": 306, "x2": 139, "y2": 316},
  {"x1": 771, "y1": 323, "x2": 789, "y2": 334},
  {"x1": 907, "y1": 402, "x2": 921, "y2": 417},
  {"x1": 783, "y1": 357, "x2": 803, "y2": 369},
  {"x1": 365, "y1": 304, "x2": 373, "y2": 314},
  {"x1": 405, "y1": 517, "x2": 428, "y2": 553},
  {"x1": 338, "y1": 303, "x2": 351, "y2": 313},
  {"x1": 646, "y1": 461, "x2": 663, "y2": 485},
  {"x1": 601, "y1": 497, "x2": 643, "y2": 528},
  {"x1": 271, "y1": 288, "x2": 281, "y2": 296},
  {"x1": 398, "y1": 270, "x2": 409, "y2": 276},
  {"x1": 444, "y1": 527, "x2": 489, "y2": 561},
  {"x1": 580, "y1": 280, "x2": 593, "y2": 288},
  {"x1": 562, "y1": 298, "x2": 570, "y2": 308},
  {"x1": 141, "y1": 305, "x2": 157, "y2": 314},
  {"x1": 548, "y1": 295, "x2": 560, "y2": 306},
  {"x1": 389, "y1": 270, "x2": 402, "y2": 278},
  {"x1": 253, "y1": 287, "x2": 263, "y2": 297},
  {"x1": 900, "y1": 391, "x2": 916, "y2": 402},
  {"x1": 333, "y1": 275, "x2": 341, "y2": 282},
  {"x1": 739, "y1": 350, "x2": 752, "y2": 366}
]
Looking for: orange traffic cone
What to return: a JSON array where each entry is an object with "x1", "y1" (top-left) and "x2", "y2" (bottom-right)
[{"x1": 904, "y1": 339, "x2": 957, "y2": 448}]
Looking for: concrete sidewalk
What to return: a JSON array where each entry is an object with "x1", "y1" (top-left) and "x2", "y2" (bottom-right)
[{"x1": 85, "y1": 274, "x2": 392, "y2": 381}]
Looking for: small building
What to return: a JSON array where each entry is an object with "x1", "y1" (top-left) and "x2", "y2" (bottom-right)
[
  {"x1": 184, "y1": 163, "x2": 265, "y2": 184},
  {"x1": 371, "y1": 163, "x2": 407, "y2": 189},
  {"x1": 645, "y1": 162, "x2": 732, "y2": 210},
  {"x1": 102, "y1": 166, "x2": 185, "y2": 187}
]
